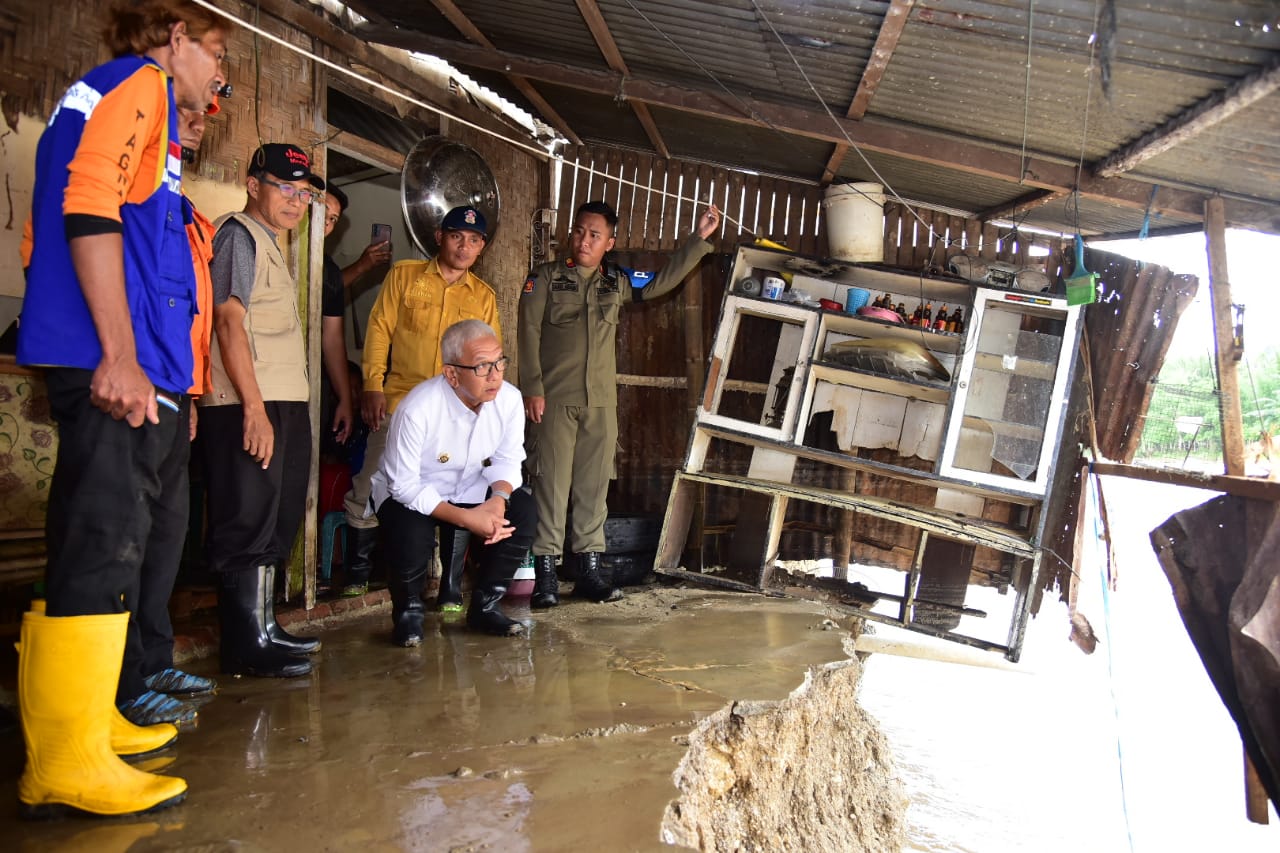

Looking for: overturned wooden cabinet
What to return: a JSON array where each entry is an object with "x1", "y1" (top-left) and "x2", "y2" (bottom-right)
[{"x1": 657, "y1": 245, "x2": 1082, "y2": 660}]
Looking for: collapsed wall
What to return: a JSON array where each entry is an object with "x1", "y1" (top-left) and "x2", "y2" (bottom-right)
[{"x1": 661, "y1": 640, "x2": 907, "y2": 852}]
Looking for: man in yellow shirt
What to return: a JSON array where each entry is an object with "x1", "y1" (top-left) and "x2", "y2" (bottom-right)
[{"x1": 341, "y1": 206, "x2": 500, "y2": 600}]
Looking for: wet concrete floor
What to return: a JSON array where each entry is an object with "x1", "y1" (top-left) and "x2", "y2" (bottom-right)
[{"x1": 3, "y1": 588, "x2": 851, "y2": 851}]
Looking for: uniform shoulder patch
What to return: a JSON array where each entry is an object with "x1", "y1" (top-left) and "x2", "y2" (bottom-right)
[
  {"x1": 621, "y1": 266, "x2": 655, "y2": 288},
  {"x1": 523, "y1": 275, "x2": 536, "y2": 295}
]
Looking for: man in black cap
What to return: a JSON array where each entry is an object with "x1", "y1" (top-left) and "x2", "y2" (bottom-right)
[
  {"x1": 198, "y1": 143, "x2": 325, "y2": 679},
  {"x1": 339, "y1": 206, "x2": 501, "y2": 610}
]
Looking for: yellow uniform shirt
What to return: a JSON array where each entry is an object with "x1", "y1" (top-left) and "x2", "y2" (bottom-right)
[{"x1": 362, "y1": 258, "x2": 501, "y2": 413}]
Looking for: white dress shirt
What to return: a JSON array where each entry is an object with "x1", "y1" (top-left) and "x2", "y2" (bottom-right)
[{"x1": 369, "y1": 374, "x2": 525, "y2": 518}]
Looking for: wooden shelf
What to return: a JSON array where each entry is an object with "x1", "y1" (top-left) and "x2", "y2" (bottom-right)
[
  {"x1": 818, "y1": 310, "x2": 965, "y2": 355},
  {"x1": 960, "y1": 415, "x2": 1045, "y2": 441},
  {"x1": 808, "y1": 361, "x2": 951, "y2": 405},
  {"x1": 972, "y1": 351, "x2": 1057, "y2": 381},
  {"x1": 696, "y1": 421, "x2": 1043, "y2": 505},
  {"x1": 675, "y1": 470, "x2": 1038, "y2": 556}
]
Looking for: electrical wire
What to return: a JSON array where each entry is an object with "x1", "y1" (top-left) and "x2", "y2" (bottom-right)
[
  {"x1": 1019, "y1": 0, "x2": 1036, "y2": 187},
  {"x1": 744, "y1": 0, "x2": 939, "y2": 245},
  {"x1": 1072, "y1": 0, "x2": 1105, "y2": 236}
]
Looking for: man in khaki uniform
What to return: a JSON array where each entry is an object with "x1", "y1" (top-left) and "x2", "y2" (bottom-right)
[
  {"x1": 518, "y1": 199, "x2": 720, "y2": 606},
  {"x1": 341, "y1": 206, "x2": 500, "y2": 602}
]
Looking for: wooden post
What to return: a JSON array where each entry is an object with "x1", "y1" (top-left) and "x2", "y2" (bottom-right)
[
  {"x1": 1205, "y1": 196, "x2": 1244, "y2": 477},
  {"x1": 1206, "y1": 196, "x2": 1267, "y2": 824},
  {"x1": 300, "y1": 58, "x2": 326, "y2": 611},
  {"x1": 683, "y1": 259, "x2": 709, "y2": 570},
  {"x1": 832, "y1": 469, "x2": 857, "y2": 582}
]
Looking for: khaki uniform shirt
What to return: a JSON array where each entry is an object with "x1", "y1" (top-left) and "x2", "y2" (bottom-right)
[{"x1": 517, "y1": 235, "x2": 711, "y2": 407}]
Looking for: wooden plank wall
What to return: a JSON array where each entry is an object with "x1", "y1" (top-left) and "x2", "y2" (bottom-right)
[
  {"x1": 556, "y1": 147, "x2": 1068, "y2": 273},
  {"x1": 555, "y1": 146, "x2": 827, "y2": 255},
  {"x1": 882, "y1": 202, "x2": 1061, "y2": 272}
]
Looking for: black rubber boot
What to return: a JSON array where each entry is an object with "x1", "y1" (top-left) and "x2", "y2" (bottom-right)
[
  {"x1": 572, "y1": 552, "x2": 623, "y2": 603},
  {"x1": 436, "y1": 526, "x2": 471, "y2": 612},
  {"x1": 341, "y1": 526, "x2": 378, "y2": 597},
  {"x1": 466, "y1": 541, "x2": 526, "y2": 637},
  {"x1": 262, "y1": 565, "x2": 321, "y2": 655},
  {"x1": 389, "y1": 559, "x2": 427, "y2": 647},
  {"x1": 218, "y1": 568, "x2": 312, "y2": 678},
  {"x1": 530, "y1": 554, "x2": 560, "y2": 609}
]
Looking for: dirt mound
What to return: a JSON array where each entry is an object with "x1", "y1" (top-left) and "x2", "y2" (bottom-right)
[{"x1": 661, "y1": 641, "x2": 906, "y2": 852}]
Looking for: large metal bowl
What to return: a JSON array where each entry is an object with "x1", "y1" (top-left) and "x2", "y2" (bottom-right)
[{"x1": 400, "y1": 135, "x2": 500, "y2": 256}]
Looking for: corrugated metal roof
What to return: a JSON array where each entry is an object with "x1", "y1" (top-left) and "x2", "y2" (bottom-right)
[{"x1": 345, "y1": 0, "x2": 1280, "y2": 237}]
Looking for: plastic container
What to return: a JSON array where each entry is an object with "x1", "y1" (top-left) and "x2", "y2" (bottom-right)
[
  {"x1": 762, "y1": 275, "x2": 785, "y2": 300},
  {"x1": 844, "y1": 287, "x2": 871, "y2": 313},
  {"x1": 822, "y1": 182, "x2": 885, "y2": 263}
]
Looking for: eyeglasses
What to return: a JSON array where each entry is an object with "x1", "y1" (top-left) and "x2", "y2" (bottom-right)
[
  {"x1": 258, "y1": 176, "x2": 318, "y2": 205},
  {"x1": 446, "y1": 356, "x2": 510, "y2": 377}
]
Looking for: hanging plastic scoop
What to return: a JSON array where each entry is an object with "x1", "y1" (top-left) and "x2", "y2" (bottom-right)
[{"x1": 1064, "y1": 235, "x2": 1099, "y2": 306}]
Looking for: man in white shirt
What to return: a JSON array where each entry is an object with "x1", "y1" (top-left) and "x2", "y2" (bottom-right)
[{"x1": 369, "y1": 320, "x2": 532, "y2": 644}]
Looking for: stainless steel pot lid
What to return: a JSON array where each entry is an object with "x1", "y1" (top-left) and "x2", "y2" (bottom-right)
[{"x1": 401, "y1": 135, "x2": 500, "y2": 256}]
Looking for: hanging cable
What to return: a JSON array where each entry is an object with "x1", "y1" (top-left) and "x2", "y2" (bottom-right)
[
  {"x1": 1072, "y1": 0, "x2": 1105, "y2": 235},
  {"x1": 744, "y1": 0, "x2": 942, "y2": 251},
  {"x1": 1018, "y1": 0, "x2": 1036, "y2": 186}
]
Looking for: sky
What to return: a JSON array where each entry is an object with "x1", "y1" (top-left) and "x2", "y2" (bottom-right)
[{"x1": 1095, "y1": 229, "x2": 1280, "y2": 363}]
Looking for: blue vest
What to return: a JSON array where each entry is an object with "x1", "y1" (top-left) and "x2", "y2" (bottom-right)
[{"x1": 18, "y1": 55, "x2": 196, "y2": 394}]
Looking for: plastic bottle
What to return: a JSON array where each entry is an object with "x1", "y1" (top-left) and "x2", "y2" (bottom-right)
[{"x1": 933, "y1": 304, "x2": 948, "y2": 332}]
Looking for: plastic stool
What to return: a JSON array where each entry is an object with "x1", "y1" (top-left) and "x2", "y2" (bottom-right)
[{"x1": 320, "y1": 511, "x2": 348, "y2": 582}]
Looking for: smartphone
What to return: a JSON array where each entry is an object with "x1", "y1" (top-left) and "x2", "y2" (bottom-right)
[{"x1": 371, "y1": 223, "x2": 392, "y2": 246}]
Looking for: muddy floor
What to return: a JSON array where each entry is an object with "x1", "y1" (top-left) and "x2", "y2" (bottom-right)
[{"x1": 2, "y1": 585, "x2": 905, "y2": 851}]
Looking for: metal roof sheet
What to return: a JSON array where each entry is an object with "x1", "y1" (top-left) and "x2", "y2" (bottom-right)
[{"x1": 344, "y1": 0, "x2": 1280, "y2": 237}]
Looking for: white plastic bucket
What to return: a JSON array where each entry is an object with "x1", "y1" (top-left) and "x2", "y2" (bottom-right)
[{"x1": 822, "y1": 182, "x2": 885, "y2": 263}]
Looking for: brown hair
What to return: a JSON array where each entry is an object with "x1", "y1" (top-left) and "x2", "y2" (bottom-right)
[{"x1": 103, "y1": 0, "x2": 224, "y2": 58}]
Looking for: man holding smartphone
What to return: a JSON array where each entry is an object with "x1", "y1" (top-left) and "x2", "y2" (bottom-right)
[
  {"x1": 318, "y1": 187, "x2": 392, "y2": 461},
  {"x1": 340, "y1": 205, "x2": 501, "y2": 601}
]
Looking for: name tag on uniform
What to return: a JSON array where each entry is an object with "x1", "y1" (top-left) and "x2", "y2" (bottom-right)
[{"x1": 551, "y1": 275, "x2": 577, "y2": 292}]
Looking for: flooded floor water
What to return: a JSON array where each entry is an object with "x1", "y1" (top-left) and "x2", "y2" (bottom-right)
[{"x1": 2, "y1": 591, "x2": 852, "y2": 852}]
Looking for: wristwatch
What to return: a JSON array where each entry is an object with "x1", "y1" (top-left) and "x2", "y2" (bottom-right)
[{"x1": 491, "y1": 488, "x2": 511, "y2": 504}]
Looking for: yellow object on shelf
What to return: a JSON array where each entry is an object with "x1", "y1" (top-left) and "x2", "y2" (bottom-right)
[{"x1": 753, "y1": 237, "x2": 791, "y2": 252}]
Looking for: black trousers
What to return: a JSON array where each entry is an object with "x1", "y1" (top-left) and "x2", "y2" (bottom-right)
[
  {"x1": 377, "y1": 488, "x2": 537, "y2": 583},
  {"x1": 199, "y1": 401, "x2": 311, "y2": 577},
  {"x1": 43, "y1": 368, "x2": 190, "y2": 703}
]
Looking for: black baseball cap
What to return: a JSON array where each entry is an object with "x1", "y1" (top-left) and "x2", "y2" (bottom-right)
[
  {"x1": 327, "y1": 185, "x2": 349, "y2": 213},
  {"x1": 249, "y1": 143, "x2": 324, "y2": 191}
]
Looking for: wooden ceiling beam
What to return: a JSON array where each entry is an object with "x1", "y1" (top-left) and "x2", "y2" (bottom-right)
[
  {"x1": 327, "y1": 130, "x2": 405, "y2": 173},
  {"x1": 428, "y1": 0, "x2": 583, "y2": 145},
  {"x1": 822, "y1": 0, "x2": 914, "y2": 185},
  {"x1": 573, "y1": 0, "x2": 670, "y2": 158},
  {"x1": 1094, "y1": 57, "x2": 1280, "y2": 178},
  {"x1": 849, "y1": 0, "x2": 914, "y2": 121},
  {"x1": 355, "y1": 25, "x2": 1280, "y2": 226},
  {"x1": 975, "y1": 189, "x2": 1067, "y2": 223}
]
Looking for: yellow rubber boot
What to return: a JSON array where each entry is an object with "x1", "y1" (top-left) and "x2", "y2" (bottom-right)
[
  {"x1": 17, "y1": 610, "x2": 188, "y2": 818},
  {"x1": 27, "y1": 600, "x2": 178, "y2": 758}
]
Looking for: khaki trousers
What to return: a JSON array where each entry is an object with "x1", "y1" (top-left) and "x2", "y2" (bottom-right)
[
  {"x1": 529, "y1": 404, "x2": 617, "y2": 555},
  {"x1": 342, "y1": 425, "x2": 389, "y2": 529}
]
